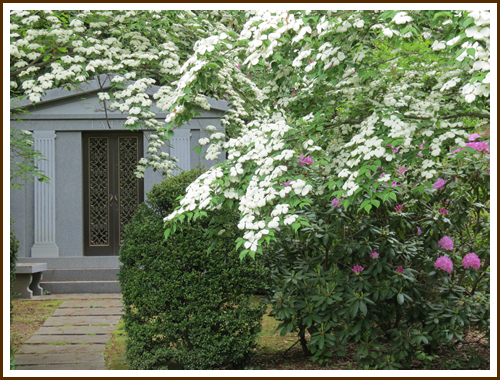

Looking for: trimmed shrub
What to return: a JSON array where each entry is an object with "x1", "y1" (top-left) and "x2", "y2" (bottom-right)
[{"x1": 119, "y1": 168, "x2": 267, "y2": 370}]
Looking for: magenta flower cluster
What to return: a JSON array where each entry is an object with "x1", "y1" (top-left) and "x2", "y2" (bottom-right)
[
  {"x1": 370, "y1": 251, "x2": 379, "y2": 259},
  {"x1": 434, "y1": 178, "x2": 447, "y2": 191},
  {"x1": 397, "y1": 165, "x2": 407, "y2": 175},
  {"x1": 352, "y1": 265, "x2": 364, "y2": 275},
  {"x1": 396, "y1": 266, "x2": 404, "y2": 275},
  {"x1": 394, "y1": 205, "x2": 403, "y2": 212},
  {"x1": 435, "y1": 256, "x2": 453, "y2": 274},
  {"x1": 468, "y1": 133, "x2": 481, "y2": 141},
  {"x1": 285, "y1": 180, "x2": 293, "y2": 186},
  {"x1": 462, "y1": 253, "x2": 481, "y2": 270},
  {"x1": 439, "y1": 208, "x2": 448, "y2": 215},
  {"x1": 417, "y1": 226, "x2": 422, "y2": 235},
  {"x1": 331, "y1": 197, "x2": 344, "y2": 208},
  {"x1": 299, "y1": 155, "x2": 315, "y2": 166},
  {"x1": 466, "y1": 141, "x2": 490, "y2": 153},
  {"x1": 438, "y1": 236, "x2": 454, "y2": 251}
]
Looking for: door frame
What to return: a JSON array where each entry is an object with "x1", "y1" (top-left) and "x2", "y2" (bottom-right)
[{"x1": 82, "y1": 131, "x2": 144, "y2": 256}]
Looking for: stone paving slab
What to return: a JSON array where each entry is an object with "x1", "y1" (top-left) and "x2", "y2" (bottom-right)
[
  {"x1": 36, "y1": 326, "x2": 116, "y2": 335},
  {"x1": 18, "y1": 344, "x2": 107, "y2": 354},
  {"x1": 61, "y1": 300, "x2": 123, "y2": 308},
  {"x1": 53, "y1": 307, "x2": 124, "y2": 316},
  {"x1": 44, "y1": 315, "x2": 121, "y2": 326},
  {"x1": 15, "y1": 296, "x2": 122, "y2": 370},
  {"x1": 16, "y1": 363, "x2": 108, "y2": 370},
  {"x1": 15, "y1": 352, "x2": 104, "y2": 365},
  {"x1": 25, "y1": 334, "x2": 111, "y2": 344},
  {"x1": 31, "y1": 293, "x2": 122, "y2": 301}
]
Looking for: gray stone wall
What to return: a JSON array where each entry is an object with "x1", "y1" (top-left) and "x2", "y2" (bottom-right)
[{"x1": 55, "y1": 132, "x2": 83, "y2": 257}]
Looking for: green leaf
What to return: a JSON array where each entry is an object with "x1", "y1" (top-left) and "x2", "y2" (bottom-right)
[
  {"x1": 359, "y1": 301, "x2": 367, "y2": 316},
  {"x1": 351, "y1": 300, "x2": 359, "y2": 318},
  {"x1": 371, "y1": 199, "x2": 380, "y2": 208},
  {"x1": 397, "y1": 293, "x2": 404, "y2": 305}
]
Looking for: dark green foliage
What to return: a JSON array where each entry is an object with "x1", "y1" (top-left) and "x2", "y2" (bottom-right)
[
  {"x1": 119, "y1": 168, "x2": 267, "y2": 370},
  {"x1": 10, "y1": 217, "x2": 19, "y2": 318},
  {"x1": 266, "y1": 149, "x2": 490, "y2": 369}
]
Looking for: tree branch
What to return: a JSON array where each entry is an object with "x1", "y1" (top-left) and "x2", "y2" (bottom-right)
[
  {"x1": 10, "y1": 57, "x2": 59, "y2": 77},
  {"x1": 403, "y1": 113, "x2": 490, "y2": 121}
]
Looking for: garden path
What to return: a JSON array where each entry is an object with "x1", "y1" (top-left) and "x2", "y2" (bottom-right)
[{"x1": 15, "y1": 294, "x2": 123, "y2": 370}]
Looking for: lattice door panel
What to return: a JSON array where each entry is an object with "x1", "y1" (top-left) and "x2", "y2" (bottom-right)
[{"x1": 83, "y1": 132, "x2": 143, "y2": 256}]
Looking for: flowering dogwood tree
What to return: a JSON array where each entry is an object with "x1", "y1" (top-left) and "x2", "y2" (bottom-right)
[{"x1": 10, "y1": 10, "x2": 490, "y2": 254}]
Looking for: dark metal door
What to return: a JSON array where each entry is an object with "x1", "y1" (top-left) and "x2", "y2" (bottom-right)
[{"x1": 83, "y1": 132, "x2": 144, "y2": 256}]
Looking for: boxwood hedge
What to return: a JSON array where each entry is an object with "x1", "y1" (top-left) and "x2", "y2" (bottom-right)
[{"x1": 119, "y1": 168, "x2": 267, "y2": 370}]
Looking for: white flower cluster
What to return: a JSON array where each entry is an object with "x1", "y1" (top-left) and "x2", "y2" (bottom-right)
[{"x1": 165, "y1": 114, "x2": 312, "y2": 252}]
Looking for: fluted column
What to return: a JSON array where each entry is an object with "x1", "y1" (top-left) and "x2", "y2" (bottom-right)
[
  {"x1": 170, "y1": 129, "x2": 192, "y2": 175},
  {"x1": 31, "y1": 131, "x2": 59, "y2": 258}
]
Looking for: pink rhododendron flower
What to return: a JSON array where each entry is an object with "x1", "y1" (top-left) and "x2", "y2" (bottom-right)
[
  {"x1": 247, "y1": 74, "x2": 251, "y2": 78},
  {"x1": 299, "y1": 155, "x2": 315, "y2": 166},
  {"x1": 331, "y1": 198, "x2": 344, "y2": 207},
  {"x1": 439, "y1": 208, "x2": 448, "y2": 215},
  {"x1": 285, "y1": 180, "x2": 293, "y2": 186},
  {"x1": 468, "y1": 133, "x2": 481, "y2": 141},
  {"x1": 236, "y1": 65, "x2": 240, "y2": 69},
  {"x1": 394, "y1": 205, "x2": 403, "y2": 212},
  {"x1": 396, "y1": 266, "x2": 404, "y2": 275},
  {"x1": 433, "y1": 178, "x2": 447, "y2": 190},
  {"x1": 434, "y1": 256, "x2": 453, "y2": 274},
  {"x1": 462, "y1": 253, "x2": 481, "y2": 270},
  {"x1": 397, "y1": 166, "x2": 407, "y2": 175},
  {"x1": 352, "y1": 265, "x2": 364, "y2": 275},
  {"x1": 466, "y1": 141, "x2": 490, "y2": 153},
  {"x1": 370, "y1": 251, "x2": 379, "y2": 259},
  {"x1": 417, "y1": 226, "x2": 422, "y2": 235},
  {"x1": 292, "y1": 90, "x2": 297, "y2": 94},
  {"x1": 438, "y1": 236, "x2": 454, "y2": 251}
]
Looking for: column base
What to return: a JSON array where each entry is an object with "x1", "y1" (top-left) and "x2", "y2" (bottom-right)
[{"x1": 31, "y1": 243, "x2": 59, "y2": 258}]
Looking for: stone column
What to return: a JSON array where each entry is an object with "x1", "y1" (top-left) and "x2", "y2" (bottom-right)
[
  {"x1": 171, "y1": 129, "x2": 192, "y2": 175},
  {"x1": 31, "y1": 131, "x2": 59, "y2": 258}
]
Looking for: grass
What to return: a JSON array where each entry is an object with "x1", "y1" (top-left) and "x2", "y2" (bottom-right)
[
  {"x1": 10, "y1": 299, "x2": 65, "y2": 352},
  {"x1": 104, "y1": 319, "x2": 129, "y2": 370}
]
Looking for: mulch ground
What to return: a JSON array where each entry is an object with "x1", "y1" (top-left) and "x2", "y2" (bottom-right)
[{"x1": 248, "y1": 331, "x2": 490, "y2": 370}]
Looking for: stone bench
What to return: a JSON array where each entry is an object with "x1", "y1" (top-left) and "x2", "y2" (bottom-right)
[{"x1": 14, "y1": 263, "x2": 47, "y2": 299}]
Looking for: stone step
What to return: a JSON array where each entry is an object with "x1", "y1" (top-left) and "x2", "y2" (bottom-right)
[
  {"x1": 15, "y1": 352, "x2": 104, "y2": 365},
  {"x1": 16, "y1": 363, "x2": 107, "y2": 370},
  {"x1": 40, "y1": 280, "x2": 121, "y2": 294},
  {"x1": 35, "y1": 326, "x2": 116, "y2": 335},
  {"x1": 18, "y1": 344, "x2": 107, "y2": 354},
  {"x1": 53, "y1": 307, "x2": 123, "y2": 316},
  {"x1": 42, "y1": 268, "x2": 120, "y2": 281},
  {"x1": 43, "y1": 315, "x2": 121, "y2": 326},
  {"x1": 60, "y1": 300, "x2": 123, "y2": 308},
  {"x1": 25, "y1": 334, "x2": 111, "y2": 345}
]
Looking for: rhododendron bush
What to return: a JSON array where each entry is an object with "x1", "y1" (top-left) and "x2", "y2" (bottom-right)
[{"x1": 10, "y1": 9, "x2": 491, "y2": 368}]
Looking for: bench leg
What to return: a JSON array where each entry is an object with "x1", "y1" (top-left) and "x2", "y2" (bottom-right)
[
  {"x1": 30, "y1": 272, "x2": 43, "y2": 296},
  {"x1": 14, "y1": 274, "x2": 33, "y2": 299}
]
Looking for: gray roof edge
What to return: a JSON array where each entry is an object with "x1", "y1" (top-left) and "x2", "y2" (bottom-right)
[{"x1": 10, "y1": 74, "x2": 229, "y2": 112}]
